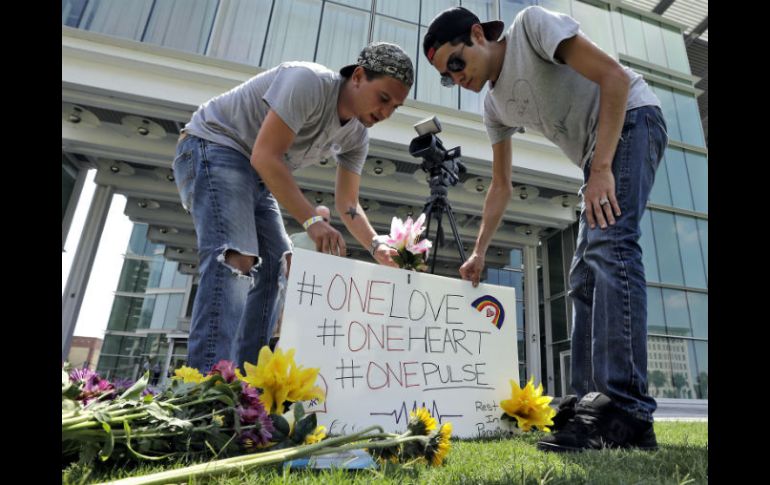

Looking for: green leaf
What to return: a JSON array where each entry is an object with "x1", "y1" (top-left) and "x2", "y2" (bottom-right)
[
  {"x1": 119, "y1": 372, "x2": 149, "y2": 401},
  {"x1": 269, "y1": 414, "x2": 290, "y2": 442},
  {"x1": 292, "y1": 413, "x2": 317, "y2": 444},
  {"x1": 98, "y1": 422, "x2": 114, "y2": 461},
  {"x1": 293, "y1": 402, "x2": 306, "y2": 422}
]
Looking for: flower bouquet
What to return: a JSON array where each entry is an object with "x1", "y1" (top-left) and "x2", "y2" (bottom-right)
[
  {"x1": 62, "y1": 346, "x2": 454, "y2": 483},
  {"x1": 385, "y1": 213, "x2": 433, "y2": 271}
]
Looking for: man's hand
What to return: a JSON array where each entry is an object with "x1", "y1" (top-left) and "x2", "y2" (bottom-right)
[
  {"x1": 373, "y1": 244, "x2": 399, "y2": 268},
  {"x1": 584, "y1": 167, "x2": 621, "y2": 230},
  {"x1": 459, "y1": 252, "x2": 485, "y2": 287},
  {"x1": 307, "y1": 221, "x2": 347, "y2": 256}
]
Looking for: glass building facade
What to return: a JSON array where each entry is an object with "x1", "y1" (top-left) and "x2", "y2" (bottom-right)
[
  {"x1": 96, "y1": 224, "x2": 192, "y2": 381},
  {"x1": 65, "y1": 0, "x2": 706, "y2": 399}
]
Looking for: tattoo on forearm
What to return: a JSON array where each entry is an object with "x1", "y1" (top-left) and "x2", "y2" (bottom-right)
[{"x1": 346, "y1": 207, "x2": 358, "y2": 220}]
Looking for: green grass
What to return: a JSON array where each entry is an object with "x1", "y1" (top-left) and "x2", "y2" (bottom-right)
[{"x1": 62, "y1": 421, "x2": 707, "y2": 485}]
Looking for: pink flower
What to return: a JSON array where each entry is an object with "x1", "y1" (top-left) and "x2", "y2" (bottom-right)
[
  {"x1": 407, "y1": 238, "x2": 432, "y2": 255},
  {"x1": 209, "y1": 360, "x2": 237, "y2": 383}
]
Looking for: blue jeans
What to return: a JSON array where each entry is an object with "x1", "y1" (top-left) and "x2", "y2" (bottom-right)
[
  {"x1": 172, "y1": 135, "x2": 291, "y2": 373},
  {"x1": 568, "y1": 106, "x2": 668, "y2": 422}
]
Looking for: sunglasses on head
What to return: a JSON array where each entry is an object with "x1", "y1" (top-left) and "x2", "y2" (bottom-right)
[{"x1": 440, "y1": 44, "x2": 467, "y2": 87}]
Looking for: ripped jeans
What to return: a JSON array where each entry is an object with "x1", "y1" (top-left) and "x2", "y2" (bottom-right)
[{"x1": 173, "y1": 134, "x2": 291, "y2": 373}]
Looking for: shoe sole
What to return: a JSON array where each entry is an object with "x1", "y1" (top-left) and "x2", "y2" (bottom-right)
[{"x1": 537, "y1": 442, "x2": 659, "y2": 453}]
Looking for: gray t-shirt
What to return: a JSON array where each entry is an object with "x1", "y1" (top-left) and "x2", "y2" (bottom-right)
[
  {"x1": 484, "y1": 6, "x2": 660, "y2": 168},
  {"x1": 184, "y1": 62, "x2": 369, "y2": 174}
]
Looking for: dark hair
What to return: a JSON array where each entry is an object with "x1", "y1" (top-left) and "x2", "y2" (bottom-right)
[{"x1": 341, "y1": 66, "x2": 387, "y2": 82}]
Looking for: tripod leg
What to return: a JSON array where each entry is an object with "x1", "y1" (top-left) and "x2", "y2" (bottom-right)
[
  {"x1": 430, "y1": 213, "x2": 443, "y2": 274},
  {"x1": 444, "y1": 203, "x2": 467, "y2": 263}
]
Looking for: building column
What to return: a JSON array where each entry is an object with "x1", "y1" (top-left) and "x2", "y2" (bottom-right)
[
  {"x1": 160, "y1": 336, "x2": 175, "y2": 388},
  {"x1": 523, "y1": 245, "x2": 542, "y2": 384},
  {"x1": 62, "y1": 183, "x2": 114, "y2": 361}
]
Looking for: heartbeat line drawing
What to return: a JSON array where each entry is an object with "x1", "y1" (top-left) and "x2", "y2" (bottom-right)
[{"x1": 370, "y1": 400, "x2": 463, "y2": 425}]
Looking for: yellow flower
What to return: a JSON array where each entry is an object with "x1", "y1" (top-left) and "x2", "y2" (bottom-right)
[
  {"x1": 408, "y1": 407, "x2": 437, "y2": 436},
  {"x1": 499, "y1": 376, "x2": 556, "y2": 432},
  {"x1": 212, "y1": 414, "x2": 224, "y2": 427},
  {"x1": 425, "y1": 422, "x2": 452, "y2": 466},
  {"x1": 241, "y1": 346, "x2": 324, "y2": 414},
  {"x1": 172, "y1": 366, "x2": 206, "y2": 384},
  {"x1": 304, "y1": 425, "x2": 327, "y2": 445}
]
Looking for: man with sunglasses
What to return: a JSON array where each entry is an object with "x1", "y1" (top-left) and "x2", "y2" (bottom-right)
[
  {"x1": 173, "y1": 43, "x2": 410, "y2": 374},
  {"x1": 423, "y1": 6, "x2": 668, "y2": 452}
]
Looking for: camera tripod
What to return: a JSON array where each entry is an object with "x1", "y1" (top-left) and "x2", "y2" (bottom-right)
[{"x1": 421, "y1": 169, "x2": 467, "y2": 274}]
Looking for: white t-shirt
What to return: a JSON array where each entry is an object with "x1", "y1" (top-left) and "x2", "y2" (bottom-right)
[{"x1": 484, "y1": 6, "x2": 660, "y2": 168}]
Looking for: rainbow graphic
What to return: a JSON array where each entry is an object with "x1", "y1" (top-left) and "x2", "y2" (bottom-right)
[{"x1": 471, "y1": 295, "x2": 505, "y2": 330}]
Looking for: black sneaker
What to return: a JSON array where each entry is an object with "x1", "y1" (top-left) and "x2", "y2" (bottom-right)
[
  {"x1": 537, "y1": 392, "x2": 658, "y2": 453},
  {"x1": 551, "y1": 395, "x2": 578, "y2": 432}
]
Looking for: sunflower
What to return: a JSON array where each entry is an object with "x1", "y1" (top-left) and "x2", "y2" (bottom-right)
[
  {"x1": 424, "y1": 422, "x2": 452, "y2": 466},
  {"x1": 499, "y1": 376, "x2": 556, "y2": 432},
  {"x1": 408, "y1": 407, "x2": 437, "y2": 436}
]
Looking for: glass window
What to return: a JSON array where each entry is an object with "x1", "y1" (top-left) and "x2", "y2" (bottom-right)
[
  {"x1": 115, "y1": 259, "x2": 151, "y2": 293},
  {"x1": 660, "y1": 25, "x2": 690, "y2": 74},
  {"x1": 510, "y1": 248, "x2": 523, "y2": 268},
  {"x1": 691, "y1": 340, "x2": 707, "y2": 399},
  {"x1": 63, "y1": 0, "x2": 89, "y2": 27},
  {"x1": 550, "y1": 296, "x2": 567, "y2": 342},
  {"x1": 620, "y1": 11, "x2": 646, "y2": 61},
  {"x1": 674, "y1": 215, "x2": 707, "y2": 289},
  {"x1": 165, "y1": 294, "x2": 185, "y2": 329},
  {"x1": 461, "y1": 0, "x2": 498, "y2": 22},
  {"x1": 142, "y1": 0, "x2": 218, "y2": 54},
  {"x1": 651, "y1": 85, "x2": 681, "y2": 142},
  {"x1": 673, "y1": 90, "x2": 705, "y2": 147},
  {"x1": 547, "y1": 235, "x2": 564, "y2": 294},
  {"x1": 647, "y1": 287, "x2": 665, "y2": 334},
  {"x1": 685, "y1": 151, "x2": 708, "y2": 214},
  {"x1": 335, "y1": 0, "x2": 371, "y2": 8},
  {"x1": 138, "y1": 295, "x2": 157, "y2": 330},
  {"x1": 128, "y1": 224, "x2": 149, "y2": 256},
  {"x1": 610, "y1": 10, "x2": 626, "y2": 60},
  {"x1": 159, "y1": 261, "x2": 181, "y2": 288},
  {"x1": 639, "y1": 211, "x2": 659, "y2": 282},
  {"x1": 696, "y1": 219, "x2": 707, "y2": 276},
  {"x1": 262, "y1": 0, "x2": 322, "y2": 67},
  {"x1": 664, "y1": 147, "x2": 695, "y2": 211},
  {"x1": 372, "y1": 15, "x2": 418, "y2": 97},
  {"x1": 460, "y1": 81, "x2": 488, "y2": 114},
  {"x1": 649, "y1": 151, "x2": 672, "y2": 206},
  {"x1": 647, "y1": 336, "x2": 671, "y2": 398},
  {"x1": 641, "y1": 18, "x2": 666, "y2": 67},
  {"x1": 78, "y1": 0, "x2": 154, "y2": 41},
  {"x1": 540, "y1": 0, "x2": 570, "y2": 15},
  {"x1": 662, "y1": 289, "x2": 691, "y2": 337},
  {"x1": 315, "y1": 3, "x2": 370, "y2": 69},
  {"x1": 107, "y1": 295, "x2": 146, "y2": 332},
  {"x1": 686, "y1": 291, "x2": 707, "y2": 339},
  {"x1": 651, "y1": 210, "x2": 684, "y2": 285},
  {"x1": 500, "y1": 0, "x2": 535, "y2": 23},
  {"x1": 572, "y1": 1, "x2": 615, "y2": 58},
  {"x1": 417, "y1": 26, "x2": 460, "y2": 108},
  {"x1": 207, "y1": 0, "x2": 272, "y2": 66},
  {"x1": 147, "y1": 258, "x2": 166, "y2": 289},
  {"x1": 421, "y1": 0, "x2": 459, "y2": 26},
  {"x1": 376, "y1": 0, "x2": 419, "y2": 23}
]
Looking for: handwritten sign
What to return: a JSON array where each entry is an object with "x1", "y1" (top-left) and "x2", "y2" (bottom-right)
[{"x1": 277, "y1": 249, "x2": 519, "y2": 438}]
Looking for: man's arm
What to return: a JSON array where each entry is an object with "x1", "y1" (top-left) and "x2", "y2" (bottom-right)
[
  {"x1": 459, "y1": 138, "x2": 513, "y2": 286},
  {"x1": 335, "y1": 165, "x2": 398, "y2": 267},
  {"x1": 251, "y1": 110, "x2": 346, "y2": 255},
  {"x1": 556, "y1": 34, "x2": 630, "y2": 230}
]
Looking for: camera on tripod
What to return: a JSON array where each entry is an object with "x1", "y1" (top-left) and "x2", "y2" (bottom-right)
[
  {"x1": 408, "y1": 116, "x2": 466, "y2": 187},
  {"x1": 406, "y1": 116, "x2": 468, "y2": 271}
]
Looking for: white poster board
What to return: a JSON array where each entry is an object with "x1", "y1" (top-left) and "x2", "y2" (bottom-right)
[{"x1": 277, "y1": 249, "x2": 519, "y2": 438}]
